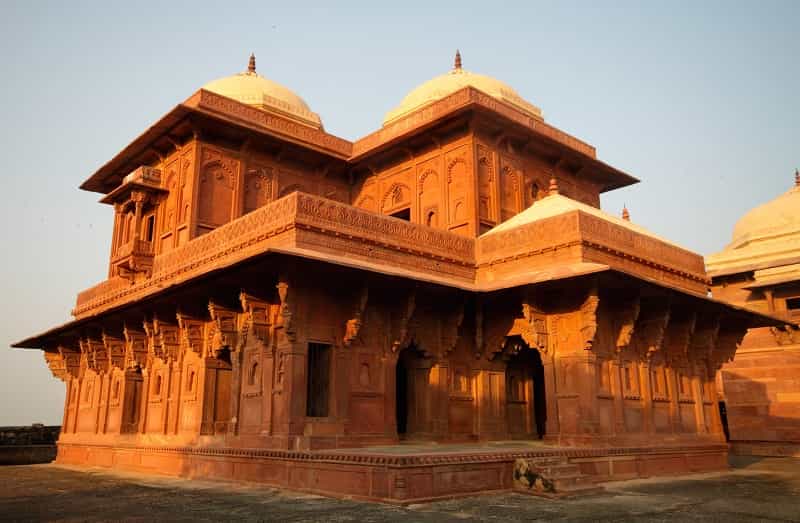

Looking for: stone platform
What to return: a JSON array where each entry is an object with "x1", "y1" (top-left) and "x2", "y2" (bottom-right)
[{"x1": 55, "y1": 441, "x2": 729, "y2": 504}]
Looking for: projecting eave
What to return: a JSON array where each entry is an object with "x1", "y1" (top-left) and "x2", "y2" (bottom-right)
[
  {"x1": 80, "y1": 104, "x2": 192, "y2": 194},
  {"x1": 80, "y1": 89, "x2": 354, "y2": 195}
]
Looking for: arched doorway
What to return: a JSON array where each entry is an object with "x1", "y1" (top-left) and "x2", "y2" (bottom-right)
[
  {"x1": 504, "y1": 336, "x2": 547, "y2": 439},
  {"x1": 395, "y1": 344, "x2": 428, "y2": 439}
]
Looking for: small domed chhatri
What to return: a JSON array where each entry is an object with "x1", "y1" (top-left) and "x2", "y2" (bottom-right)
[
  {"x1": 203, "y1": 53, "x2": 323, "y2": 129},
  {"x1": 383, "y1": 50, "x2": 543, "y2": 125}
]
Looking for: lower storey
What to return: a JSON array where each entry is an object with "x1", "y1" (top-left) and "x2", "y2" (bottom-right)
[{"x1": 55, "y1": 441, "x2": 729, "y2": 503}]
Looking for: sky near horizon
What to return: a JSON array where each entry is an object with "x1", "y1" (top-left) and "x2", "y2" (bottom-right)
[{"x1": 0, "y1": 1, "x2": 797, "y2": 425}]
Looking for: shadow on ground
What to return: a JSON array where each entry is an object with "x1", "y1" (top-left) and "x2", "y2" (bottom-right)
[{"x1": 1, "y1": 456, "x2": 799, "y2": 522}]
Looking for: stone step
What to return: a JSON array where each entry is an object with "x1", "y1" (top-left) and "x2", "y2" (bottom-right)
[{"x1": 513, "y1": 457, "x2": 602, "y2": 498}]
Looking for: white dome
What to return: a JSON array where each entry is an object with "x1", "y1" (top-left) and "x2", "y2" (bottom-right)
[
  {"x1": 203, "y1": 55, "x2": 322, "y2": 129},
  {"x1": 383, "y1": 51, "x2": 542, "y2": 126}
]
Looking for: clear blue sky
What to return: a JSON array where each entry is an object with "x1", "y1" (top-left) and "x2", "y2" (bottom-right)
[{"x1": 1, "y1": 1, "x2": 797, "y2": 425}]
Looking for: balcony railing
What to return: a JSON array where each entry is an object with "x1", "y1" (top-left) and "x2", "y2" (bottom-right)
[{"x1": 111, "y1": 239, "x2": 154, "y2": 273}]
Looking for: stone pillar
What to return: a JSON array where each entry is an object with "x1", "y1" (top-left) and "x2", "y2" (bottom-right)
[
  {"x1": 333, "y1": 344, "x2": 351, "y2": 429},
  {"x1": 260, "y1": 344, "x2": 275, "y2": 436},
  {"x1": 161, "y1": 360, "x2": 173, "y2": 435},
  {"x1": 578, "y1": 352, "x2": 599, "y2": 436},
  {"x1": 542, "y1": 354, "x2": 560, "y2": 437},
  {"x1": 666, "y1": 367, "x2": 681, "y2": 433},
  {"x1": 274, "y1": 337, "x2": 307, "y2": 442},
  {"x1": 640, "y1": 360, "x2": 655, "y2": 434},
  {"x1": 430, "y1": 360, "x2": 449, "y2": 438},
  {"x1": 611, "y1": 357, "x2": 626, "y2": 435},
  {"x1": 384, "y1": 353, "x2": 399, "y2": 439},
  {"x1": 229, "y1": 349, "x2": 243, "y2": 436},
  {"x1": 138, "y1": 369, "x2": 150, "y2": 434},
  {"x1": 691, "y1": 364, "x2": 707, "y2": 434},
  {"x1": 200, "y1": 358, "x2": 227, "y2": 436}
]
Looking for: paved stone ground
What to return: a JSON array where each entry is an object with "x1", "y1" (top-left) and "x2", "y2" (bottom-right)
[{"x1": 1, "y1": 457, "x2": 799, "y2": 522}]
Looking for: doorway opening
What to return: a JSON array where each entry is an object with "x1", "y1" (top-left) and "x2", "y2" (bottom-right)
[
  {"x1": 505, "y1": 336, "x2": 547, "y2": 439},
  {"x1": 396, "y1": 344, "x2": 425, "y2": 438}
]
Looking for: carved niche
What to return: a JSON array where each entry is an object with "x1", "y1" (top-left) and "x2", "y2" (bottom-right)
[
  {"x1": 447, "y1": 156, "x2": 468, "y2": 224},
  {"x1": 197, "y1": 148, "x2": 236, "y2": 228},
  {"x1": 243, "y1": 166, "x2": 274, "y2": 214},
  {"x1": 477, "y1": 145, "x2": 494, "y2": 222},
  {"x1": 381, "y1": 182, "x2": 412, "y2": 214}
]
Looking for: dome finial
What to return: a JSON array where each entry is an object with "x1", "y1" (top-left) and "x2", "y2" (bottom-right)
[
  {"x1": 622, "y1": 204, "x2": 630, "y2": 221},
  {"x1": 454, "y1": 49, "x2": 462, "y2": 70},
  {"x1": 248, "y1": 53, "x2": 256, "y2": 74},
  {"x1": 548, "y1": 176, "x2": 559, "y2": 196}
]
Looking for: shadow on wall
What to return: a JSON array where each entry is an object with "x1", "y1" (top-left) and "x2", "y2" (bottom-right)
[{"x1": 722, "y1": 371, "x2": 800, "y2": 453}]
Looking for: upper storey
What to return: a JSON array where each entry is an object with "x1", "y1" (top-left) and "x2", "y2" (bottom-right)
[{"x1": 71, "y1": 53, "x2": 653, "y2": 312}]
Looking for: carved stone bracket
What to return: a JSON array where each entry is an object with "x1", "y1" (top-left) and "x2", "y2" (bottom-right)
[
  {"x1": 275, "y1": 275, "x2": 295, "y2": 343},
  {"x1": 44, "y1": 350, "x2": 69, "y2": 381},
  {"x1": 102, "y1": 332, "x2": 126, "y2": 370},
  {"x1": 177, "y1": 312, "x2": 205, "y2": 356},
  {"x1": 80, "y1": 338, "x2": 109, "y2": 374},
  {"x1": 474, "y1": 297, "x2": 483, "y2": 359},
  {"x1": 714, "y1": 319, "x2": 749, "y2": 372},
  {"x1": 122, "y1": 324, "x2": 148, "y2": 369},
  {"x1": 689, "y1": 313, "x2": 721, "y2": 365},
  {"x1": 208, "y1": 301, "x2": 239, "y2": 356},
  {"x1": 392, "y1": 287, "x2": 417, "y2": 353},
  {"x1": 665, "y1": 311, "x2": 696, "y2": 366},
  {"x1": 580, "y1": 283, "x2": 600, "y2": 351},
  {"x1": 59, "y1": 347, "x2": 81, "y2": 379},
  {"x1": 615, "y1": 295, "x2": 641, "y2": 354},
  {"x1": 344, "y1": 285, "x2": 369, "y2": 347},
  {"x1": 239, "y1": 291, "x2": 272, "y2": 348},
  {"x1": 441, "y1": 297, "x2": 465, "y2": 356},
  {"x1": 144, "y1": 317, "x2": 180, "y2": 362},
  {"x1": 636, "y1": 299, "x2": 671, "y2": 361}
]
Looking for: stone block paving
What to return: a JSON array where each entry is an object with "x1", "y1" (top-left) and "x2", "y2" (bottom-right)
[{"x1": 1, "y1": 457, "x2": 799, "y2": 522}]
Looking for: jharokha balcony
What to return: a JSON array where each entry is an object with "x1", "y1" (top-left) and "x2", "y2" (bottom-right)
[{"x1": 111, "y1": 238, "x2": 155, "y2": 276}]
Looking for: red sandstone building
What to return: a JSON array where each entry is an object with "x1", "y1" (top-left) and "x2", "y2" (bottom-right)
[
  {"x1": 707, "y1": 173, "x2": 800, "y2": 457},
  {"x1": 13, "y1": 53, "x2": 784, "y2": 501}
]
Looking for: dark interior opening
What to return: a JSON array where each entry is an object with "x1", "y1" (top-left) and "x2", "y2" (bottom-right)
[
  {"x1": 390, "y1": 208, "x2": 411, "y2": 221},
  {"x1": 396, "y1": 354, "x2": 408, "y2": 436},
  {"x1": 505, "y1": 336, "x2": 547, "y2": 439},
  {"x1": 786, "y1": 296, "x2": 800, "y2": 311},
  {"x1": 306, "y1": 343, "x2": 331, "y2": 417},
  {"x1": 718, "y1": 401, "x2": 730, "y2": 441}
]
